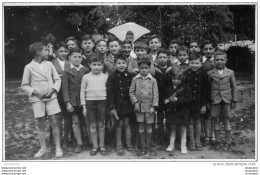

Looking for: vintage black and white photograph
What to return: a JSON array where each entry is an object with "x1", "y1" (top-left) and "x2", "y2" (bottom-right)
[{"x1": 3, "y1": 2, "x2": 256, "y2": 163}]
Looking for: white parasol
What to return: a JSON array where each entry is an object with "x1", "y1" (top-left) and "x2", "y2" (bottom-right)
[{"x1": 108, "y1": 22, "x2": 150, "y2": 42}]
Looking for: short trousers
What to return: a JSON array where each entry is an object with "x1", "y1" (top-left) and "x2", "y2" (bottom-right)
[
  {"x1": 136, "y1": 112, "x2": 154, "y2": 124},
  {"x1": 32, "y1": 98, "x2": 61, "y2": 118},
  {"x1": 211, "y1": 101, "x2": 231, "y2": 118},
  {"x1": 86, "y1": 100, "x2": 106, "y2": 122}
]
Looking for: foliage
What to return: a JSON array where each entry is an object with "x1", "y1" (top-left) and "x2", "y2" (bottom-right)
[
  {"x1": 226, "y1": 46, "x2": 254, "y2": 74},
  {"x1": 4, "y1": 5, "x2": 254, "y2": 78}
]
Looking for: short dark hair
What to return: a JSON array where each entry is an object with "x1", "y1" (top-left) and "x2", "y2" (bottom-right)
[
  {"x1": 214, "y1": 49, "x2": 227, "y2": 59},
  {"x1": 176, "y1": 45, "x2": 189, "y2": 55},
  {"x1": 189, "y1": 40, "x2": 200, "y2": 47},
  {"x1": 114, "y1": 54, "x2": 127, "y2": 64},
  {"x1": 107, "y1": 38, "x2": 121, "y2": 46},
  {"x1": 122, "y1": 40, "x2": 133, "y2": 46},
  {"x1": 169, "y1": 40, "x2": 180, "y2": 46},
  {"x1": 157, "y1": 48, "x2": 170, "y2": 56},
  {"x1": 148, "y1": 34, "x2": 161, "y2": 42},
  {"x1": 42, "y1": 33, "x2": 56, "y2": 45},
  {"x1": 95, "y1": 39, "x2": 107, "y2": 49},
  {"x1": 67, "y1": 47, "x2": 82, "y2": 58},
  {"x1": 201, "y1": 40, "x2": 215, "y2": 50},
  {"x1": 65, "y1": 36, "x2": 77, "y2": 44},
  {"x1": 137, "y1": 57, "x2": 151, "y2": 67},
  {"x1": 189, "y1": 52, "x2": 202, "y2": 62},
  {"x1": 81, "y1": 34, "x2": 95, "y2": 44},
  {"x1": 55, "y1": 41, "x2": 67, "y2": 51},
  {"x1": 91, "y1": 52, "x2": 104, "y2": 63},
  {"x1": 29, "y1": 42, "x2": 46, "y2": 57},
  {"x1": 134, "y1": 40, "x2": 148, "y2": 51}
]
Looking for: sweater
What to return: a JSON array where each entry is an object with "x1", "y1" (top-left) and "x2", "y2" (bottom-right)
[{"x1": 80, "y1": 72, "x2": 108, "y2": 104}]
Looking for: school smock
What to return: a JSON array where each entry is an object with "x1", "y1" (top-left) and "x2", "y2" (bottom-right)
[
  {"x1": 183, "y1": 68, "x2": 210, "y2": 118},
  {"x1": 107, "y1": 70, "x2": 135, "y2": 118},
  {"x1": 154, "y1": 65, "x2": 173, "y2": 110},
  {"x1": 164, "y1": 83, "x2": 192, "y2": 125}
]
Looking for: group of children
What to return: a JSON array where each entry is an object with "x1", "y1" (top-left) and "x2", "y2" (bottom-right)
[{"x1": 21, "y1": 33, "x2": 237, "y2": 158}]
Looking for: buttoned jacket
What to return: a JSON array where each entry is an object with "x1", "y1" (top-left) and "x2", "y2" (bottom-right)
[
  {"x1": 107, "y1": 70, "x2": 135, "y2": 116},
  {"x1": 129, "y1": 73, "x2": 159, "y2": 112},
  {"x1": 21, "y1": 60, "x2": 61, "y2": 102},
  {"x1": 62, "y1": 66, "x2": 89, "y2": 106},
  {"x1": 207, "y1": 67, "x2": 237, "y2": 104}
]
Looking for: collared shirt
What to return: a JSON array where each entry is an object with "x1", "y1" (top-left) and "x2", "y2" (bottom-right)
[
  {"x1": 151, "y1": 54, "x2": 157, "y2": 62},
  {"x1": 135, "y1": 73, "x2": 153, "y2": 80},
  {"x1": 57, "y1": 58, "x2": 65, "y2": 71},
  {"x1": 218, "y1": 69, "x2": 224, "y2": 75},
  {"x1": 202, "y1": 55, "x2": 214, "y2": 63},
  {"x1": 71, "y1": 64, "x2": 83, "y2": 71}
]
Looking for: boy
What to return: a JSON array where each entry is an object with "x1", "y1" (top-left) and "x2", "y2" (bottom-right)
[
  {"x1": 80, "y1": 34, "x2": 95, "y2": 69},
  {"x1": 208, "y1": 50, "x2": 237, "y2": 150},
  {"x1": 62, "y1": 47, "x2": 90, "y2": 153},
  {"x1": 95, "y1": 39, "x2": 107, "y2": 59},
  {"x1": 183, "y1": 52, "x2": 210, "y2": 151},
  {"x1": 107, "y1": 54, "x2": 135, "y2": 155},
  {"x1": 104, "y1": 38, "x2": 121, "y2": 75},
  {"x1": 168, "y1": 40, "x2": 180, "y2": 65},
  {"x1": 147, "y1": 34, "x2": 162, "y2": 65},
  {"x1": 154, "y1": 48, "x2": 173, "y2": 145},
  {"x1": 164, "y1": 66, "x2": 192, "y2": 154},
  {"x1": 21, "y1": 42, "x2": 63, "y2": 158},
  {"x1": 65, "y1": 36, "x2": 78, "y2": 50},
  {"x1": 121, "y1": 40, "x2": 133, "y2": 60},
  {"x1": 176, "y1": 45, "x2": 189, "y2": 73},
  {"x1": 129, "y1": 57, "x2": 159, "y2": 155},
  {"x1": 189, "y1": 40, "x2": 200, "y2": 54},
  {"x1": 80, "y1": 53, "x2": 108, "y2": 156},
  {"x1": 52, "y1": 41, "x2": 71, "y2": 148},
  {"x1": 127, "y1": 40, "x2": 155, "y2": 76},
  {"x1": 201, "y1": 40, "x2": 215, "y2": 144}
]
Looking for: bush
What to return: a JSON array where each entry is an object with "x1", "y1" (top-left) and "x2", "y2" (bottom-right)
[{"x1": 226, "y1": 46, "x2": 254, "y2": 74}]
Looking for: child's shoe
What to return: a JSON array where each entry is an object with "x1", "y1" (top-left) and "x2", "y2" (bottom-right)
[
  {"x1": 139, "y1": 148, "x2": 146, "y2": 156},
  {"x1": 74, "y1": 144, "x2": 83, "y2": 153},
  {"x1": 126, "y1": 144, "x2": 134, "y2": 151},
  {"x1": 189, "y1": 144, "x2": 196, "y2": 151},
  {"x1": 116, "y1": 147, "x2": 124, "y2": 156},
  {"x1": 55, "y1": 148, "x2": 63, "y2": 158},
  {"x1": 166, "y1": 145, "x2": 174, "y2": 152},
  {"x1": 34, "y1": 148, "x2": 46, "y2": 158},
  {"x1": 210, "y1": 137, "x2": 216, "y2": 144},
  {"x1": 204, "y1": 137, "x2": 210, "y2": 145},
  {"x1": 181, "y1": 147, "x2": 187, "y2": 154},
  {"x1": 99, "y1": 147, "x2": 107, "y2": 155},
  {"x1": 196, "y1": 143, "x2": 203, "y2": 151},
  {"x1": 90, "y1": 147, "x2": 98, "y2": 156}
]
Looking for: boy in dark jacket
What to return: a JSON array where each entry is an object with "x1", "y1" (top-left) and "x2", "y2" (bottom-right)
[
  {"x1": 107, "y1": 54, "x2": 135, "y2": 155},
  {"x1": 62, "y1": 47, "x2": 90, "y2": 153},
  {"x1": 183, "y1": 52, "x2": 210, "y2": 151},
  {"x1": 154, "y1": 48, "x2": 172, "y2": 145}
]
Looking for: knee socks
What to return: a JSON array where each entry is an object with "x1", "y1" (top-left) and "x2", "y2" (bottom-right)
[{"x1": 72, "y1": 124, "x2": 83, "y2": 145}]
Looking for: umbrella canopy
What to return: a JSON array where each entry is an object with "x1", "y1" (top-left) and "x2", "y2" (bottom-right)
[{"x1": 108, "y1": 22, "x2": 150, "y2": 42}]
